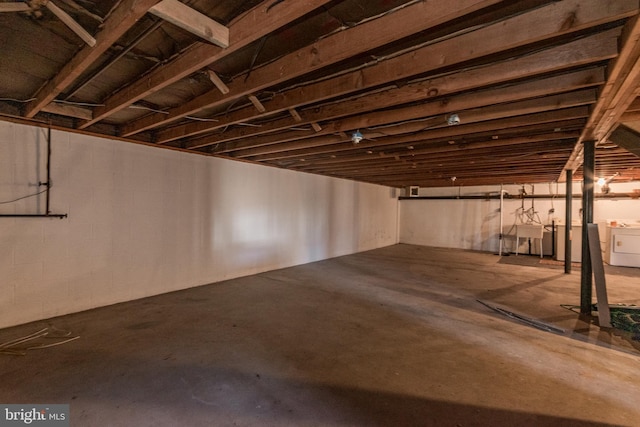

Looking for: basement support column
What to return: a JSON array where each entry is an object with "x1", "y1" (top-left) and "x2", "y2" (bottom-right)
[
  {"x1": 564, "y1": 169, "x2": 572, "y2": 274},
  {"x1": 580, "y1": 140, "x2": 595, "y2": 314}
]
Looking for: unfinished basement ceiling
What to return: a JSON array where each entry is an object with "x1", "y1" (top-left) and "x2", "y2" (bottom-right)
[{"x1": 1, "y1": 0, "x2": 640, "y2": 187}]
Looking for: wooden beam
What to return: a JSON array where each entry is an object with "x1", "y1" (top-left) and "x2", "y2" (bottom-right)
[
  {"x1": 627, "y1": 97, "x2": 640, "y2": 112},
  {"x1": 41, "y1": 102, "x2": 93, "y2": 120},
  {"x1": 204, "y1": 105, "x2": 589, "y2": 157},
  {"x1": 248, "y1": 95, "x2": 266, "y2": 113},
  {"x1": 156, "y1": 20, "x2": 620, "y2": 145},
  {"x1": 23, "y1": 0, "x2": 161, "y2": 118},
  {"x1": 254, "y1": 139, "x2": 577, "y2": 169},
  {"x1": 45, "y1": 1, "x2": 96, "y2": 47},
  {"x1": 149, "y1": 0, "x2": 228, "y2": 47},
  {"x1": 207, "y1": 70, "x2": 229, "y2": 94},
  {"x1": 121, "y1": 0, "x2": 510, "y2": 136},
  {"x1": 200, "y1": 68, "x2": 602, "y2": 154},
  {"x1": 590, "y1": 14, "x2": 640, "y2": 141},
  {"x1": 319, "y1": 153, "x2": 574, "y2": 177},
  {"x1": 561, "y1": 11, "x2": 640, "y2": 179},
  {"x1": 621, "y1": 110, "x2": 640, "y2": 122},
  {"x1": 195, "y1": 59, "x2": 607, "y2": 150},
  {"x1": 284, "y1": 135, "x2": 578, "y2": 169},
  {"x1": 249, "y1": 119, "x2": 586, "y2": 161},
  {"x1": 609, "y1": 124, "x2": 640, "y2": 158},
  {"x1": 126, "y1": 0, "x2": 635, "y2": 138},
  {"x1": 314, "y1": 155, "x2": 573, "y2": 174},
  {"x1": 288, "y1": 108, "x2": 302, "y2": 122},
  {"x1": 0, "y1": 3, "x2": 30, "y2": 12},
  {"x1": 78, "y1": 0, "x2": 333, "y2": 128}
]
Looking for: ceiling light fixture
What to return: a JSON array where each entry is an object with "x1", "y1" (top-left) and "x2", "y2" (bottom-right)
[
  {"x1": 351, "y1": 130, "x2": 363, "y2": 144},
  {"x1": 598, "y1": 172, "x2": 619, "y2": 194},
  {"x1": 447, "y1": 114, "x2": 461, "y2": 126}
]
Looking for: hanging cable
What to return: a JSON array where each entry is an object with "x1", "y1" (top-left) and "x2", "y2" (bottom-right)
[{"x1": 0, "y1": 188, "x2": 49, "y2": 205}]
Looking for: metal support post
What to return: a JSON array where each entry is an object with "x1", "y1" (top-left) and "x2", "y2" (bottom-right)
[{"x1": 564, "y1": 169, "x2": 572, "y2": 274}]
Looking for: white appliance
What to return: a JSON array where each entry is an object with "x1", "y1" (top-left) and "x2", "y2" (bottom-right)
[
  {"x1": 556, "y1": 223, "x2": 583, "y2": 262},
  {"x1": 604, "y1": 225, "x2": 640, "y2": 267}
]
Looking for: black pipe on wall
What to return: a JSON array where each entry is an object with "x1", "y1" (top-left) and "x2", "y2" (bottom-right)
[
  {"x1": 45, "y1": 126, "x2": 52, "y2": 215},
  {"x1": 0, "y1": 126, "x2": 67, "y2": 219},
  {"x1": 0, "y1": 214, "x2": 67, "y2": 218},
  {"x1": 399, "y1": 192, "x2": 636, "y2": 200}
]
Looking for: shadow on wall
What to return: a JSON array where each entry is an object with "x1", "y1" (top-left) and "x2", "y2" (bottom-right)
[{"x1": 461, "y1": 198, "x2": 501, "y2": 252}]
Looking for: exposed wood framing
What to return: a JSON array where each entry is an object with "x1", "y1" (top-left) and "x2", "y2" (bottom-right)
[
  {"x1": 288, "y1": 108, "x2": 302, "y2": 122},
  {"x1": 195, "y1": 69, "x2": 602, "y2": 153},
  {"x1": 149, "y1": 0, "x2": 229, "y2": 47},
  {"x1": 2, "y1": 0, "x2": 639, "y2": 189},
  {"x1": 207, "y1": 70, "x2": 230, "y2": 94},
  {"x1": 23, "y1": 0, "x2": 161, "y2": 118},
  {"x1": 120, "y1": 0, "x2": 508, "y2": 136},
  {"x1": 41, "y1": 102, "x2": 93, "y2": 120},
  {"x1": 609, "y1": 124, "x2": 640, "y2": 158},
  {"x1": 248, "y1": 95, "x2": 266, "y2": 113},
  {"x1": 45, "y1": 1, "x2": 96, "y2": 47},
  {"x1": 241, "y1": 119, "x2": 586, "y2": 161},
  {"x1": 0, "y1": 3, "x2": 30, "y2": 12},
  {"x1": 154, "y1": 0, "x2": 627, "y2": 144},
  {"x1": 78, "y1": 0, "x2": 334, "y2": 129},
  {"x1": 158, "y1": 29, "x2": 618, "y2": 145},
  {"x1": 561, "y1": 12, "x2": 640, "y2": 179}
]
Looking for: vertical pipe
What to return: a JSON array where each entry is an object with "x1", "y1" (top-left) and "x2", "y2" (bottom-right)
[
  {"x1": 46, "y1": 126, "x2": 52, "y2": 215},
  {"x1": 551, "y1": 219, "x2": 555, "y2": 259},
  {"x1": 499, "y1": 184, "x2": 504, "y2": 256},
  {"x1": 580, "y1": 141, "x2": 595, "y2": 314},
  {"x1": 564, "y1": 169, "x2": 572, "y2": 274}
]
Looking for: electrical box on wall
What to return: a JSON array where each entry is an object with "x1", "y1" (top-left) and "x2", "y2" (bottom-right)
[{"x1": 407, "y1": 186, "x2": 419, "y2": 197}]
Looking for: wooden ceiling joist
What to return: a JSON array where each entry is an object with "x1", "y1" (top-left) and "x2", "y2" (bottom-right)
[
  {"x1": 0, "y1": 3, "x2": 30, "y2": 12},
  {"x1": 149, "y1": 0, "x2": 229, "y2": 47},
  {"x1": 41, "y1": 102, "x2": 93, "y2": 120},
  {"x1": 207, "y1": 70, "x2": 230, "y2": 94},
  {"x1": 45, "y1": 1, "x2": 97, "y2": 47},
  {"x1": 23, "y1": 0, "x2": 162, "y2": 118},
  {"x1": 248, "y1": 95, "x2": 266, "y2": 113},
  {"x1": 78, "y1": 0, "x2": 334, "y2": 129},
  {"x1": 609, "y1": 124, "x2": 640, "y2": 158},
  {"x1": 561, "y1": 10, "x2": 640, "y2": 179},
  {"x1": 236, "y1": 116, "x2": 589, "y2": 162},
  {"x1": 119, "y1": 0, "x2": 510, "y2": 136},
  {"x1": 288, "y1": 140, "x2": 576, "y2": 172},
  {"x1": 323, "y1": 133, "x2": 579, "y2": 163},
  {"x1": 215, "y1": 87, "x2": 596, "y2": 159},
  {"x1": 121, "y1": 0, "x2": 634, "y2": 138},
  {"x1": 159, "y1": 29, "x2": 617, "y2": 146},
  {"x1": 3, "y1": 0, "x2": 639, "y2": 189},
  {"x1": 205, "y1": 67, "x2": 604, "y2": 154}
]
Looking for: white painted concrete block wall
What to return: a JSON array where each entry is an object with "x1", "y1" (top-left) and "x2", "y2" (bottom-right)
[
  {"x1": 0, "y1": 121, "x2": 398, "y2": 328},
  {"x1": 400, "y1": 183, "x2": 640, "y2": 253}
]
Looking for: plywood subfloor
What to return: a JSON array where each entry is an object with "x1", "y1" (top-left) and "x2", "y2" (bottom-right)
[{"x1": 1, "y1": 244, "x2": 639, "y2": 426}]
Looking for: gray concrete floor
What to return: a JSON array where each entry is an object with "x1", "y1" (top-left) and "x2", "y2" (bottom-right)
[{"x1": 1, "y1": 244, "x2": 639, "y2": 426}]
